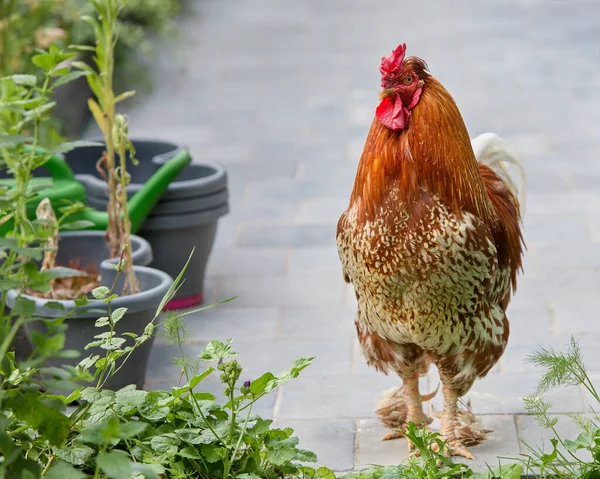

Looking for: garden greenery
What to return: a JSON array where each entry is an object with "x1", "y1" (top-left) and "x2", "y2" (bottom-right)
[{"x1": 1, "y1": 1, "x2": 600, "y2": 478}]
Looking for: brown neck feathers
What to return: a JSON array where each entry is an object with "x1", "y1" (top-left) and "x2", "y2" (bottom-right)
[{"x1": 350, "y1": 76, "x2": 498, "y2": 230}]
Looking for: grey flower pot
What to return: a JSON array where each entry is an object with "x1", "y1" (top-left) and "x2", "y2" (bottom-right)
[
  {"x1": 63, "y1": 140, "x2": 229, "y2": 309},
  {"x1": 8, "y1": 231, "x2": 171, "y2": 391}
]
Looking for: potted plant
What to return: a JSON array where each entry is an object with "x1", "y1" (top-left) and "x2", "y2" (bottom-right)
[
  {"x1": 2, "y1": 0, "x2": 174, "y2": 390},
  {"x1": 63, "y1": 139, "x2": 229, "y2": 309}
]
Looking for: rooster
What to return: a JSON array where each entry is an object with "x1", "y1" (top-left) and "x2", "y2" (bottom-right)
[{"x1": 336, "y1": 44, "x2": 525, "y2": 459}]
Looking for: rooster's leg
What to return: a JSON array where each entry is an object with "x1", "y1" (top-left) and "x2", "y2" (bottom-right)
[
  {"x1": 435, "y1": 384, "x2": 489, "y2": 459},
  {"x1": 376, "y1": 373, "x2": 434, "y2": 451}
]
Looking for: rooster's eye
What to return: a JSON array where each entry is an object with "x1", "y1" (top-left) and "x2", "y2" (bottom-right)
[{"x1": 404, "y1": 76, "x2": 413, "y2": 84}]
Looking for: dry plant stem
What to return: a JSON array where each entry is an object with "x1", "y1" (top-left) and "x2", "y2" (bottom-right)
[
  {"x1": 35, "y1": 198, "x2": 58, "y2": 298},
  {"x1": 117, "y1": 142, "x2": 138, "y2": 295},
  {"x1": 104, "y1": 128, "x2": 121, "y2": 259}
]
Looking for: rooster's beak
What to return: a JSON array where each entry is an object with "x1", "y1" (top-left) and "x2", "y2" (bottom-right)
[{"x1": 378, "y1": 89, "x2": 393, "y2": 100}]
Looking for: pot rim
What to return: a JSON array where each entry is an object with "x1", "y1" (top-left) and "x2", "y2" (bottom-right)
[
  {"x1": 6, "y1": 265, "x2": 173, "y2": 318},
  {"x1": 69, "y1": 138, "x2": 228, "y2": 197},
  {"x1": 57, "y1": 230, "x2": 153, "y2": 266}
]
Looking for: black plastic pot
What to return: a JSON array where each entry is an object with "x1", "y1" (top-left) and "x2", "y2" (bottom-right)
[
  {"x1": 7, "y1": 231, "x2": 170, "y2": 391},
  {"x1": 63, "y1": 140, "x2": 229, "y2": 309}
]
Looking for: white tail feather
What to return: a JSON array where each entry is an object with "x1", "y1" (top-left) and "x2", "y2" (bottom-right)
[{"x1": 472, "y1": 132, "x2": 526, "y2": 220}]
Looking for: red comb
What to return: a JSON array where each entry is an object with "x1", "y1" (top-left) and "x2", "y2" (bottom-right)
[{"x1": 380, "y1": 44, "x2": 406, "y2": 79}]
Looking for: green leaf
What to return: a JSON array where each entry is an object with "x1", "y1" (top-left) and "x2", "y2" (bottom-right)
[
  {"x1": 248, "y1": 417, "x2": 273, "y2": 436},
  {"x1": 150, "y1": 434, "x2": 180, "y2": 455},
  {"x1": 119, "y1": 421, "x2": 148, "y2": 439},
  {"x1": 0, "y1": 135, "x2": 31, "y2": 148},
  {"x1": 0, "y1": 238, "x2": 43, "y2": 259},
  {"x1": 199, "y1": 338, "x2": 238, "y2": 362},
  {"x1": 6, "y1": 74, "x2": 37, "y2": 86},
  {"x1": 155, "y1": 248, "x2": 195, "y2": 316},
  {"x1": 172, "y1": 368, "x2": 214, "y2": 397},
  {"x1": 92, "y1": 286, "x2": 110, "y2": 299},
  {"x1": 61, "y1": 220, "x2": 95, "y2": 230},
  {"x1": 12, "y1": 296, "x2": 36, "y2": 317},
  {"x1": 97, "y1": 450, "x2": 133, "y2": 478},
  {"x1": 201, "y1": 444, "x2": 225, "y2": 463},
  {"x1": 379, "y1": 468, "x2": 404, "y2": 479},
  {"x1": 317, "y1": 467, "x2": 337, "y2": 479},
  {"x1": 138, "y1": 391, "x2": 171, "y2": 421},
  {"x1": 5, "y1": 391, "x2": 70, "y2": 446},
  {"x1": 95, "y1": 316, "x2": 109, "y2": 327},
  {"x1": 111, "y1": 307, "x2": 127, "y2": 324},
  {"x1": 114, "y1": 90, "x2": 136, "y2": 103},
  {"x1": 175, "y1": 428, "x2": 214, "y2": 445},
  {"x1": 50, "y1": 140, "x2": 103, "y2": 155},
  {"x1": 249, "y1": 372, "x2": 276, "y2": 396},
  {"x1": 45, "y1": 460, "x2": 88, "y2": 479},
  {"x1": 53, "y1": 70, "x2": 90, "y2": 88},
  {"x1": 55, "y1": 444, "x2": 95, "y2": 466},
  {"x1": 38, "y1": 267, "x2": 88, "y2": 281},
  {"x1": 178, "y1": 446, "x2": 202, "y2": 459},
  {"x1": 115, "y1": 385, "x2": 147, "y2": 415}
]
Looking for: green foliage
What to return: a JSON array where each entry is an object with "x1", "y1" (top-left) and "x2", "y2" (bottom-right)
[
  {"x1": 515, "y1": 336, "x2": 600, "y2": 479},
  {"x1": 49, "y1": 331, "x2": 324, "y2": 479}
]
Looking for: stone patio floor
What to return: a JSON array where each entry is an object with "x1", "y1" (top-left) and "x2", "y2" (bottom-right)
[{"x1": 115, "y1": 0, "x2": 600, "y2": 472}]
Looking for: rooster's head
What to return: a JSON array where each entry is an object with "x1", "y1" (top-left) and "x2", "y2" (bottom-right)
[{"x1": 376, "y1": 44, "x2": 428, "y2": 131}]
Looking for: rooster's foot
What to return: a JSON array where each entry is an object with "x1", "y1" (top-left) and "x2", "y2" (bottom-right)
[
  {"x1": 376, "y1": 385, "x2": 438, "y2": 451},
  {"x1": 433, "y1": 399, "x2": 492, "y2": 460}
]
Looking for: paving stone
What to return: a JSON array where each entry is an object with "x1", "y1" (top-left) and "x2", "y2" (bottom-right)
[
  {"x1": 295, "y1": 198, "x2": 348, "y2": 225},
  {"x1": 206, "y1": 248, "x2": 288, "y2": 277},
  {"x1": 216, "y1": 274, "x2": 344, "y2": 307},
  {"x1": 230, "y1": 337, "x2": 354, "y2": 378},
  {"x1": 536, "y1": 241, "x2": 600, "y2": 270},
  {"x1": 277, "y1": 374, "x2": 421, "y2": 421},
  {"x1": 553, "y1": 297, "x2": 600, "y2": 337},
  {"x1": 276, "y1": 419, "x2": 356, "y2": 471},
  {"x1": 453, "y1": 416, "x2": 521, "y2": 469},
  {"x1": 516, "y1": 268, "x2": 600, "y2": 306},
  {"x1": 238, "y1": 224, "x2": 336, "y2": 248},
  {"x1": 155, "y1": 306, "x2": 280, "y2": 344},
  {"x1": 427, "y1": 371, "x2": 586, "y2": 415},
  {"x1": 245, "y1": 179, "x2": 350, "y2": 203},
  {"x1": 355, "y1": 419, "x2": 410, "y2": 469},
  {"x1": 522, "y1": 213, "x2": 591, "y2": 245},
  {"x1": 505, "y1": 301, "x2": 553, "y2": 348},
  {"x1": 288, "y1": 247, "x2": 343, "y2": 276},
  {"x1": 279, "y1": 306, "x2": 356, "y2": 340}
]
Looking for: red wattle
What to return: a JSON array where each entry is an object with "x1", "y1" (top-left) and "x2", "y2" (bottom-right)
[{"x1": 375, "y1": 95, "x2": 410, "y2": 131}]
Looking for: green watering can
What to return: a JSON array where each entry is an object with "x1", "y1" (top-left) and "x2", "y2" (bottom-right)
[{"x1": 0, "y1": 148, "x2": 192, "y2": 236}]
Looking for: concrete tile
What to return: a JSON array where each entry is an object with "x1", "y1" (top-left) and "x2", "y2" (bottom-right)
[
  {"x1": 426, "y1": 372, "x2": 586, "y2": 415},
  {"x1": 355, "y1": 419, "x2": 410, "y2": 469},
  {"x1": 288, "y1": 247, "x2": 343, "y2": 276},
  {"x1": 276, "y1": 419, "x2": 356, "y2": 471},
  {"x1": 216, "y1": 274, "x2": 345, "y2": 307},
  {"x1": 238, "y1": 224, "x2": 336, "y2": 248},
  {"x1": 206, "y1": 248, "x2": 288, "y2": 277},
  {"x1": 278, "y1": 374, "x2": 415, "y2": 420},
  {"x1": 295, "y1": 198, "x2": 348, "y2": 224},
  {"x1": 453, "y1": 415, "x2": 520, "y2": 469},
  {"x1": 155, "y1": 306, "x2": 280, "y2": 344},
  {"x1": 279, "y1": 306, "x2": 356, "y2": 340},
  {"x1": 553, "y1": 297, "x2": 600, "y2": 337},
  {"x1": 522, "y1": 212, "x2": 591, "y2": 245}
]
